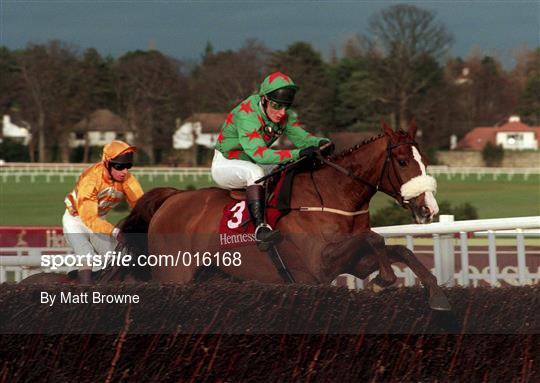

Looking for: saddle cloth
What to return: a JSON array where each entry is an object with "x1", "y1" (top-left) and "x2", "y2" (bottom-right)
[{"x1": 218, "y1": 169, "x2": 294, "y2": 249}]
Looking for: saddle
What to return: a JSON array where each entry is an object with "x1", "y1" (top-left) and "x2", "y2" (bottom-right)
[
  {"x1": 228, "y1": 167, "x2": 296, "y2": 210},
  {"x1": 219, "y1": 168, "x2": 296, "y2": 249}
]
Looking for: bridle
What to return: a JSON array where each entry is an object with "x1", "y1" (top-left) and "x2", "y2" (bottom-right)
[{"x1": 317, "y1": 137, "x2": 419, "y2": 208}]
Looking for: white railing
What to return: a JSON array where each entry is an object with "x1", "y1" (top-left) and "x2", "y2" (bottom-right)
[
  {"x1": 0, "y1": 166, "x2": 213, "y2": 183},
  {"x1": 2, "y1": 164, "x2": 539, "y2": 183},
  {"x1": 428, "y1": 166, "x2": 539, "y2": 181},
  {"x1": 0, "y1": 247, "x2": 73, "y2": 283},
  {"x1": 2, "y1": 216, "x2": 539, "y2": 285},
  {"x1": 372, "y1": 215, "x2": 540, "y2": 287}
]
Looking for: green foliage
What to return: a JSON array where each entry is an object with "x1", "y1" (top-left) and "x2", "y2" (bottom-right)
[
  {"x1": 134, "y1": 149, "x2": 152, "y2": 166},
  {"x1": 424, "y1": 147, "x2": 439, "y2": 165},
  {"x1": 370, "y1": 199, "x2": 479, "y2": 226},
  {"x1": 517, "y1": 75, "x2": 540, "y2": 125},
  {"x1": 481, "y1": 142, "x2": 504, "y2": 167},
  {"x1": 370, "y1": 201, "x2": 413, "y2": 226},
  {"x1": 69, "y1": 146, "x2": 103, "y2": 163},
  {"x1": 333, "y1": 65, "x2": 380, "y2": 131},
  {"x1": 437, "y1": 200, "x2": 479, "y2": 220},
  {"x1": 0, "y1": 138, "x2": 30, "y2": 162}
]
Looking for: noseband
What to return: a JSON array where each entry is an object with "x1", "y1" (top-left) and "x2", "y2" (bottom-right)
[{"x1": 318, "y1": 139, "x2": 418, "y2": 208}]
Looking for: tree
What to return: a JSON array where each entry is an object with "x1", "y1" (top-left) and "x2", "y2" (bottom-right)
[
  {"x1": 332, "y1": 59, "x2": 382, "y2": 131},
  {"x1": 268, "y1": 42, "x2": 334, "y2": 134},
  {"x1": 16, "y1": 41, "x2": 85, "y2": 162},
  {"x1": 446, "y1": 54, "x2": 520, "y2": 130},
  {"x1": 470, "y1": 56, "x2": 519, "y2": 126},
  {"x1": 189, "y1": 39, "x2": 270, "y2": 112},
  {"x1": 517, "y1": 76, "x2": 540, "y2": 125},
  {"x1": 78, "y1": 48, "x2": 116, "y2": 162},
  {"x1": 482, "y1": 141, "x2": 504, "y2": 167},
  {"x1": 114, "y1": 50, "x2": 189, "y2": 164},
  {"x1": 515, "y1": 48, "x2": 540, "y2": 125},
  {"x1": 0, "y1": 47, "x2": 20, "y2": 116},
  {"x1": 365, "y1": 4, "x2": 453, "y2": 130}
]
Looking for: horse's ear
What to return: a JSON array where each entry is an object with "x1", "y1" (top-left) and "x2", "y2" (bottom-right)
[
  {"x1": 381, "y1": 119, "x2": 394, "y2": 137},
  {"x1": 407, "y1": 119, "x2": 418, "y2": 139}
]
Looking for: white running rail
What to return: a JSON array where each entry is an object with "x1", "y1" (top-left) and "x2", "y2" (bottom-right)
[
  {"x1": 2, "y1": 216, "x2": 540, "y2": 285},
  {"x1": 371, "y1": 215, "x2": 540, "y2": 288},
  {"x1": 2, "y1": 164, "x2": 539, "y2": 183}
]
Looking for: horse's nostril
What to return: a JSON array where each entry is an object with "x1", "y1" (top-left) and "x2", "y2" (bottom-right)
[{"x1": 421, "y1": 206, "x2": 431, "y2": 217}]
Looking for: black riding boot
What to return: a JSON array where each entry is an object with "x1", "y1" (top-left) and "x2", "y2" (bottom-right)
[{"x1": 246, "y1": 185, "x2": 281, "y2": 251}]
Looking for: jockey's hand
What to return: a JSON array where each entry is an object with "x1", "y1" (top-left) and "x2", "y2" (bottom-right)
[
  {"x1": 299, "y1": 145, "x2": 320, "y2": 159},
  {"x1": 319, "y1": 140, "x2": 335, "y2": 156}
]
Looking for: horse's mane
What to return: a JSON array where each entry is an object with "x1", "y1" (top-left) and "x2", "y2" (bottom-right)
[
  {"x1": 330, "y1": 129, "x2": 411, "y2": 161},
  {"x1": 331, "y1": 133, "x2": 385, "y2": 161}
]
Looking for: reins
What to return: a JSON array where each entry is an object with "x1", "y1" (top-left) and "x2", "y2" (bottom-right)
[
  {"x1": 314, "y1": 139, "x2": 418, "y2": 210},
  {"x1": 263, "y1": 136, "x2": 418, "y2": 216}
]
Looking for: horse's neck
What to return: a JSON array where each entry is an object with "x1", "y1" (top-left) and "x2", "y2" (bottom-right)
[{"x1": 311, "y1": 136, "x2": 388, "y2": 210}]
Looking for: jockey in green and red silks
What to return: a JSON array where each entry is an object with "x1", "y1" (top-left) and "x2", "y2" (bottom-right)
[{"x1": 212, "y1": 71, "x2": 334, "y2": 251}]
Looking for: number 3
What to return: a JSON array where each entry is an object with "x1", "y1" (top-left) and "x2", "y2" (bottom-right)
[{"x1": 227, "y1": 201, "x2": 246, "y2": 229}]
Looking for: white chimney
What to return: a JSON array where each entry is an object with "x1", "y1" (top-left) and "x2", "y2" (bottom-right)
[{"x1": 509, "y1": 115, "x2": 520, "y2": 123}]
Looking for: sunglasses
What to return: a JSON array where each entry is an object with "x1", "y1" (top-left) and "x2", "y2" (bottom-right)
[
  {"x1": 267, "y1": 99, "x2": 290, "y2": 111},
  {"x1": 110, "y1": 162, "x2": 132, "y2": 171}
]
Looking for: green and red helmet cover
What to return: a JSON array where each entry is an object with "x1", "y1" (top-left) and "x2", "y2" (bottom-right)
[{"x1": 258, "y1": 72, "x2": 298, "y2": 96}]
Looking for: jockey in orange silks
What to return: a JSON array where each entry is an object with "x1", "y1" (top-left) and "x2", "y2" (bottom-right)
[{"x1": 63, "y1": 140, "x2": 144, "y2": 283}]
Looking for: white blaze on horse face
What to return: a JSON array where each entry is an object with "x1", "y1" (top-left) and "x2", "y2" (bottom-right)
[{"x1": 397, "y1": 147, "x2": 439, "y2": 218}]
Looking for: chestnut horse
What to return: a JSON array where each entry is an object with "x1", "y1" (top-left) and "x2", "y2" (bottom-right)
[{"x1": 118, "y1": 121, "x2": 451, "y2": 310}]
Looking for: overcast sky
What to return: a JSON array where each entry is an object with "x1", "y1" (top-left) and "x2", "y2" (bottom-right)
[{"x1": 1, "y1": 1, "x2": 538, "y2": 69}]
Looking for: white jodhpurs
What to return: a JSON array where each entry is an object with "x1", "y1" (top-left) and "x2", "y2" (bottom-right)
[
  {"x1": 211, "y1": 150, "x2": 275, "y2": 189},
  {"x1": 62, "y1": 210, "x2": 117, "y2": 271}
]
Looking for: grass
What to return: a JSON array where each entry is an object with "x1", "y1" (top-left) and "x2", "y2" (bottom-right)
[
  {"x1": 371, "y1": 176, "x2": 540, "y2": 220},
  {"x1": 0, "y1": 172, "x2": 539, "y2": 226},
  {"x1": 0, "y1": 174, "x2": 214, "y2": 226}
]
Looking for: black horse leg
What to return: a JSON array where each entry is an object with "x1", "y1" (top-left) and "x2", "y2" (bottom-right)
[{"x1": 386, "y1": 245, "x2": 451, "y2": 311}]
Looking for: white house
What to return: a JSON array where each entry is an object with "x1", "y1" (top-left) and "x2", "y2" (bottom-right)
[
  {"x1": 173, "y1": 113, "x2": 226, "y2": 149},
  {"x1": 1, "y1": 115, "x2": 31, "y2": 145},
  {"x1": 70, "y1": 109, "x2": 134, "y2": 148},
  {"x1": 495, "y1": 116, "x2": 538, "y2": 150},
  {"x1": 458, "y1": 116, "x2": 540, "y2": 150}
]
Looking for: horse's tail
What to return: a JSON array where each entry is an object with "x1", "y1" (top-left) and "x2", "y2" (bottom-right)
[{"x1": 117, "y1": 187, "x2": 182, "y2": 256}]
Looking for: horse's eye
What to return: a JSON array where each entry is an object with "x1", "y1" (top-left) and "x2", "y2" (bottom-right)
[{"x1": 398, "y1": 159, "x2": 408, "y2": 167}]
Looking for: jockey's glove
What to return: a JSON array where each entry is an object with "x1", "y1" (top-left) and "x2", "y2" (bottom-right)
[
  {"x1": 299, "y1": 145, "x2": 320, "y2": 158},
  {"x1": 319, "y1": 140, "x2": 335, "y2": 156}
]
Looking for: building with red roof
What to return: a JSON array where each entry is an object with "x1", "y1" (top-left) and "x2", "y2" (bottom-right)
[{"x1": 457, "y1": 116, "x2": 540, "y2": 150}]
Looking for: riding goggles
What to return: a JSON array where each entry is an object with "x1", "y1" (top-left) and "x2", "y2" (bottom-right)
[
  {"x1": 111, "y1": 162, "x2": 132, "y2": 170},
  {"x1": 267, "y1": 99, "x2": 290, "y2": 111}
]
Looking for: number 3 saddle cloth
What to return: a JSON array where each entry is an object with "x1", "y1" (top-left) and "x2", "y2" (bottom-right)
[{"x1": 218, "y1": 169, "x2": 295, "y2": 249}]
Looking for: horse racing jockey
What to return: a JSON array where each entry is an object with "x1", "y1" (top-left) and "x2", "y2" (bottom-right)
[
  {"x1": 63, "y1": 140, "x2": 144, "y2": 284},
  {"x1": 211, "y1": 71, "x2": 334, "y2": 250}
]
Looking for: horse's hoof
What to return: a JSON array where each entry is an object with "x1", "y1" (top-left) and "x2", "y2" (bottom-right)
[{"x1": 429, "y1": 292, "x2": 452, "y2": 311}]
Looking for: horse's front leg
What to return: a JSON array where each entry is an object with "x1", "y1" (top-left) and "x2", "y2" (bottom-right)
[
  {"x1": 318, "y1": 235, "x2": 377, "y2": 283},
  {"x1": 319, "y1": 232, "x2": 394, "y2": 285},
  {"x1": 357, "y1": 231, "x2": 397, "y2": 287},
  {"x1": 386, "y1": 245, "x2": 451, "y2": 311}
]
